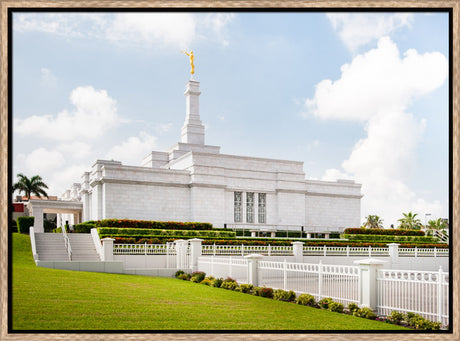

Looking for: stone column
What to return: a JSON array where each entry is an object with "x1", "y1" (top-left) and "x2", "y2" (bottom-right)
[
  {"x1": 291, "y1": 241, "x2": 304, "y2": 262},
  {"x1": 245, "y1": 254, "x2": 263, "y2": 287},
  {"x1": 307, "y1": 233, "x2": 312, "y2": 239},
  {"x1": 32, "y1": 207, "x2": 44, "y2": 233},
  {"x1": 354, "y1": 259, "x2": 387, "y2": 310},
  {"x1": 102, "y1": 238, "x2": 115, "y2": 261},
  {"x1": 189, "y1": 238, "x2": 203, "y2": 272},
  {"x1": 387, "y1": 243, "x2": 400, "y2": 267}
]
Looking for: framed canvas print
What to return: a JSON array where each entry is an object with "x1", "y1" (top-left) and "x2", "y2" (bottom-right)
[{"x1": 0, "y1": 1, "x2": 458, "y2": 340}]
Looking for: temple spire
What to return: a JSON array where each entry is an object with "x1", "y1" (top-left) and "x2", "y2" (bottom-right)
[{"x1": 181, "y1": 80, "x2": 205, "y2": 145}]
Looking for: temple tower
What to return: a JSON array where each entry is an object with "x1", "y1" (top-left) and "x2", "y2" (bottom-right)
[{"x1": 181, "y1": 80, "x2": 205, "y2": 145}]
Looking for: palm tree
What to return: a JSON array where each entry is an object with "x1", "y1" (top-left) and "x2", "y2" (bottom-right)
[
  {"x1": 427, "y1": 218, "x2": 448, "y2": 230},
  {"x1": 363, "y1": 215, "x2": 383, "y2": 229},
  {"x1": 398, "y1": 212, "x2": 422, "y2": 230},
  {"x1": 12, "y1": 173, "x2": 49, "y2": 200}
]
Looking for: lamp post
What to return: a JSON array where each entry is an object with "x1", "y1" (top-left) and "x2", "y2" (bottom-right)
[{"x1": 425, "y1": 213, "x2": 431, "y2": 230}]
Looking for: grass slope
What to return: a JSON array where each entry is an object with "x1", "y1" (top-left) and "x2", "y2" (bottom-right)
[{"x1": 12, "y1": 233, "x2": 408, "y2": 331}]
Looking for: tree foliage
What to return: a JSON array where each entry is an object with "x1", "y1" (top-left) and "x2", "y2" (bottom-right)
[
  {"x1": 398, "y1": 212, "x2": 422, "y2": 230},
  {"x1": 12, "y1": 173, "x2": 48, "y2": 199},
  {"x1": 363, "y1": 215, "x2": 383, "y2": 229}
]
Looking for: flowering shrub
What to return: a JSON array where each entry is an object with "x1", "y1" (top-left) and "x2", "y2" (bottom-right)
[
  {"x1": 319, "y1": 297, "x2": 333, "y2": 309},
  {"x1": 98, "y1": 227, "x2": 235, "y2": 239},
  {"x1": 273, "y1": 289, "x2": 296, "y2": 302},
  {"x1": 94, "y1": 219, "x2": 213, "y2": 230},
  {"x1": 344, "y1": 228, "x2": 425, "y2": 236},
  {"x1": 353, "y1": 307, "x2": 376, "y2": 320},
  {"x1": 296, "y1": 294, "x2": 316, "y2": 307},
  {"x1": 387, "y1": 311, "x2": 404, "y2": 324},
  {"x1": 211, "y1": 278, "x2": 223, "y2": 288},
  {"x1": 190, "y1": 271, "x2": 206, "y2": 283},
  {"x1": 236, "y1": 284, "x2": 254, "y2": 294},
  {"x1": 347, "y1": 303, "x2": 359, "y2": 314},
  {"x1": 220, "y1": 278, "x2": 238, "y2": 290},
  {"x1": 328, "y1": 302, "x2": 344, "y2": 313},
  {"x1": 256, "y1": 287, "x2": 274, "y2": 298}
]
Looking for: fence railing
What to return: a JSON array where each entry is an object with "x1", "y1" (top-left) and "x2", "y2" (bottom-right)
[
  {"x1": 113, "y1": 243, "x2": 177, "y2": 255},
  {"x1": 201, "y1": 244, "x2": 292, "y2": 256},
  {"x1": 399, "y1": 247, "x2": 448, "y2": 257},
  {"x1": 377, "y1": 267, "x2": 449, "y2": 326},
  {"x1": 197, "y1": 257, "x2": 248, "y2": 283},
  {"x1": 258, "y1": 260, "x2": 359, "y2": 305}
]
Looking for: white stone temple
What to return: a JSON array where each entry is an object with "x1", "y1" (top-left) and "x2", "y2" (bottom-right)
[{"x1": 68, "y1": 78, "x2": 363, "y2": 235}]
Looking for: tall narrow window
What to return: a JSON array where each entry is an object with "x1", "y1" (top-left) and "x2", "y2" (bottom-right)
[
  {"x1": 258, "y1": 193, "x2": 266, "y2": 223},
  {"x1": 246, "y1": 192, "x2": 254, "y2": 223},
  {"x1": 234, "y1": 192, "x2": 242, "y2": 222}
]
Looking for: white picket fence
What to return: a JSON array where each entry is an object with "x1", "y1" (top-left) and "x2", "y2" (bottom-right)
[
  {"x1": 377, "y1": 268, "x2": 449, "y2": 326},
  {"x1": 198, "y1": 257, "x2": 248, "y2": 284},
  {"x1": 114, "y1": 243, "x2": 448, "y2": 258}
]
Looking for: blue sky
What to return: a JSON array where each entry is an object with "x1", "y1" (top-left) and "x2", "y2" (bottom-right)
[{"x1": 12, "y1": 11, "x2": 449, "y2": 227}]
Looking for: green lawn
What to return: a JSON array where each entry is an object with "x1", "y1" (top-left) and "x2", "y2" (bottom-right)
[{"x1": 12, "y1": 233, "x2": 408, "y2": 331}]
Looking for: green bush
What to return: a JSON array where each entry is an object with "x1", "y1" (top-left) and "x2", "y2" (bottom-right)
[
  {"x1": 53, "y1": 227, "x2": 62, "y2": 233},
  {"x1": 328, "y1": 301, "x2": 344, "y2": 313},
  {"x1": 236, "y1": 284, "x2": 254, "y2": 294},
  {"x1": 75, "y1": 222, "x2": 96, "y2": 233},
  {"x1": 11, "y1": 220, "x2": 18, "y2": 233},
  {"x1": 98, "y1": 227, "x2": 235, "y2": 239},
  {"x1": 210, "y1": 278, "x2": 223, "y2": 288},
  {"x1": 200, "y1": 278, "x2": 212, "y2": 286},
  {"x1": 17, "y1": 216, "x2": 34, "y2": 234},
  {"x1": 343, "y1": 228, "x2": 425, "y2": 236},
  {"x1": 353, "y1": 307, "x2": 376, "y2": 320},
  {"x1": 220, "y1": 279, "x2": 238, "y2": 290},
  {"x1": 190, "y1": 271, "x2": 206, "y2": 283},
  {"x1": 175, "y1": 270, "x2": 185, "y2": 278},
  {"x1": 95, "y1": 219, "x2": 213, "y2": 230},
  {"x1": 319, "y1": 297, "x2": 333, "y2": 309},
  {"x1": 387, "y1": 311, "x2": 404, "y2": 324},
  {"x1": 347, "y1": 303, "x2": 360, "y2": 313},
  {"x1": 256, "y1": 287, "x2": 274, "y2": 298},
  {"x1": 273, "y1": 289, "x2": 296, "y2": 302},
  {"x1": 404, "y1": 313, "x2": 441, "y2": 330},
  {"x1": 295, "y1": 293, "x2": 316, "y2": 307},
  {"x1": 177, "y1": 273, "x2": 190, "y2": 281}
]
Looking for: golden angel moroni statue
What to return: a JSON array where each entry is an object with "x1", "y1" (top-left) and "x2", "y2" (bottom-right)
[{"x1": 181, "y1": 50, "x2": 195, "y2": 75}]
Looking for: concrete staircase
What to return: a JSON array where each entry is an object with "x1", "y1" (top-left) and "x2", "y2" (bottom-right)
[
  {"x1": 34, "y1": 233, "x2": 100, "y2": 262},
  {"x1": 68, "y1": 233, "x2": 100, "y2": 261}
]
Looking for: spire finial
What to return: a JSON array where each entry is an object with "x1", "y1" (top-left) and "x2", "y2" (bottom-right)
[{"x1": 181, "y1": 50, "x2": 195, "y2": 79}]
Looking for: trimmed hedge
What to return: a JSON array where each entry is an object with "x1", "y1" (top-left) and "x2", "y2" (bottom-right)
[
  {"x1": 98, "y1": 227, "x2": 235, "y2": 238},
  {"x1": 17, "y1": 216, "x2": 34, "y2": 234},
  {"x1": 11, "y1": 220, "x2": 18, "y2": 233},
  {"x1": 343, "y1": 234, "x2": 437, "y2": 243},
  {"x1": 344, "y1": 228, "x2": 425, "y2": 236},
  {"x1": 75, "y1": 223, "x2": 96, "y2": 233},
  {"x1": 94, "y1": 219, "x2": 213, "y2": 230}
]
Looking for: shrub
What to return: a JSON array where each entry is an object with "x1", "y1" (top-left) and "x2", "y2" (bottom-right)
[
  {"x1": 343, "y1": 228, "x2": 425, "y2": 236},
  {"x1": 236, "y1": 284, "x2": 254, "y2": 294},
  {"x1": 175, "y1": 270, "x2": 185, "y2": 279},
  {"x1": 296, "y1": 294, "x2": 316, "y2": 307},
  {"x1": 11, "y1": 220, "x2": 18, "y2": 233},
  {"x1": 17, "y1": 216, "x2": 34, "y2": 234},
  {"x1": 257, "y1": 287, "x2": 274, "y2": 298},
  {"x1": 200, "y1": 278, "x2": 212, "y2": 286},
  {"x1": 221, "y1": 280, "x2": 238, "y2": 290},
  {"x1": 319, "y1": 297, "x2": 333, "y2": 309},
  {"x1": 177, "y1": 273, "x2": 190, "y2": 281},
  {"x1": 95, "y1": 219, "x2": 213, "y2": 230},
  {"x1": 404, "y1": 313, "x2": 440, "y2": 330},
  {"x1": 75, "y1": 222, "x2": 96, "y2": 233},
  {"x1": 347, "y1": 303, "x2": 360, "y2": 314},
  {"x1": 328, "y1": 301, "x2": 344, "y2": 313},
  {"x1": 353, "y1": 307, "x2": 376, "y2": 320},
  {"x1": 190, "y1": 271, "x2": 206, "y2": 283},
  {"x1": 388, "y1": 311, "x2": 404, "y2": 324},
  {"x1": 273, "y1": 289, "x2": 296, "y2": 302},
  {"x1": 211, "y1": 278, "x2": 223, "y2": 288}
]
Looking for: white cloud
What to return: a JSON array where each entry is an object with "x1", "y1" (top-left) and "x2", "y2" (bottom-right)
[
  {"x1": 14, "y1": 13, "x2": 234, "y2": 49},
  {"x1": 40, "y1": 67, "x2": 57, "y2": 86},
  {"x1": 327, "y1": 13, "x2": 413, "y2": 52},
  {"x1": 16, "y1": 148, "x2": 65, "y2": 174},
  {"x1": 105, "y1": 132, "x2": 158, "y2": 166},
  {"x1": 305, "y1": 37, "x2": 447, "y2": 122},
  {"x1": 306, "y1": 37, "x2": 447, "y2": 226},
  {"x1": 57, "y1": 142, "x2": 92, "y2": 159},
  {"x1": 14, "y1": 86, "x2": 121, "y2": 141}
]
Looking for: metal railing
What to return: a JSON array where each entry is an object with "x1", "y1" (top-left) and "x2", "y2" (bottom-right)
[
  {"x1": 29, "y1": 226, "x2": 38, "y2": 262},
  {"x1": 62, "y1": 225, "x2": 72, "y2": 261}
]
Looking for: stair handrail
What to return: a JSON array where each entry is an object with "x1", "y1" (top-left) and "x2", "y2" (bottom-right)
[
  {"x1": 62, "y1": 225, "x2": 72, "y2": 261},
  {"x1": 29, "y1": 226, "x2": 39, "y2": 263},
  {"x1": 91, "y1": 228, "x2": 103, "y2": 260}
]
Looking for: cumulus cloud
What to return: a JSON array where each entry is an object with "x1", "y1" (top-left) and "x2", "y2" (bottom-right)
[
  {"x1": 307, "y1": 37, "x2": 447, "y2": 225},
  {"x1": 14, "y1": 12, "x2": 234, "y2": 49},
  {"x1": 16, "y1": 148, "x2": 65, "y2": 174},
  {"x1": 105, "y1": 131, "x2": 158, "y2": 166},
  {"x1": 14, "y1": 86, "x2": 121, "y2": 141},
  {"x1": 327, "y1": 13, "x2": 413, "y2": 52}
]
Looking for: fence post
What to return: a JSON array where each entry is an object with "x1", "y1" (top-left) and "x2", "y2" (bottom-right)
[
  {"x1": 241, "y1": 244, "x2": 244, "y2": 257},
  {"x1": 245, "y1": 254, "x2": 263, "y2": 287},
  {"x1": 347, "y1": 245, "x2": 350, "y2": 257},
  {"x1": 368, "y1": 245, "x2": 372, "y2": 257},
  {"x1": 387, "y1": 243, "x2": 400, "y2": 267},
  {"x1": 437, "y1": 266, "x2": 443, "y2": 323},
  {"x1": 189, "y1": 238, "x2": 203, "y2": 272},
  {"x1": 415, "y1": 246, "x2": 418, "y2": 258},
  {"x1": 434, "y1": 247, "x2": 437, "y2": 258},
  {"x1": 213, "y1": 243, "x2": 216, "y2": 256},
  {"x1": 283, "y1": 259, "x2": 287, "y2": 290},
  {"x1": 268, "y1": 244, "x2": 271, "y2": 257},
  {"x1": 354, "y1": 259, "x2": 386, "y2": 311},
  {"x1": 323, "y1": 245, "x2": 327, "y2": 257},
  {"x1": 175, "y1": 239, "x2": 188, "y2": 270},
  {"x1": 291, "y1": 241, "x2": 304, "y2": 262},
  {"x1": 318, "y1": 260, "x2": 323, "y2": 300},
  {"x1": 101, "y1": 238, "x2": 114, "y2": 261}
]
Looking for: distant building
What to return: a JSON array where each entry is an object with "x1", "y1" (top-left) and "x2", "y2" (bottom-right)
[{"x1": 62, "y1": 79, "x2": 363, "y2": 236}]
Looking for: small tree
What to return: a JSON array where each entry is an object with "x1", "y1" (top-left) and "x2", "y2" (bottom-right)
[
  {"x1": 363, "y1": 215, "x2": 383, "y2": 229},
  {"x1": 427, "y1": 218, "x2": 448, "y2": 230},
  {"x1": 398, "y1": 212, "x2": 422, "y2": 230},
  {"x1": 12, "y1": 173, "x2": 49, "y2": 200}
]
